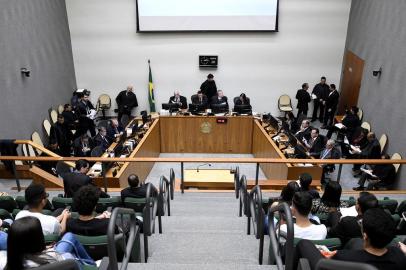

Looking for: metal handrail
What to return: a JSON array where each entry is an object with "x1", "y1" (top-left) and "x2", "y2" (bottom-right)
[
  {"x1": 169, "y1": 168, "x2": 175, "y2": 200},
  {"x1": 143, "y1": 183, "x2": 159, "y2": 263},
  {"x1": 234, "y1": 166, "x2": 240, "y2": 199},
  {"x1": 268, "y1": 202, "x2": 294, "y2": 270},
  {"x1": 158, "y1": 175, "x2": 171, "y2": 234},
  {"x1": 107, "y1": 207, "x2": 139, "y2": 270},
  {"x1": 249, "y1": 185, "x2": 265, "y2": 264}
]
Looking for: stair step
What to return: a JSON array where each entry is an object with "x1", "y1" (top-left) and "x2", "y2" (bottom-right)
[
  {"x1": 159, "y1": 216, "x2": 248, "y2": 233},
  {"x1": 127, "y1": 263, "x2": 277, "y2": 270}
]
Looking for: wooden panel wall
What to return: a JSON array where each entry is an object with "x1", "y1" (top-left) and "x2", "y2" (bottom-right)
[{"x1": 160, "y1": 116, "x2": 253, "y2": 153}]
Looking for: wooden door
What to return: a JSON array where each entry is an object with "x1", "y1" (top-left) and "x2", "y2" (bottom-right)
[{"x1": 338, "y1": 50, "x2": 365, "y2": 114}]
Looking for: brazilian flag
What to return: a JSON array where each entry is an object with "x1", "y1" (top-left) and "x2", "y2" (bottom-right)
[{"x1": 148, "y1": 60, "x2": 156, "y2": 112}]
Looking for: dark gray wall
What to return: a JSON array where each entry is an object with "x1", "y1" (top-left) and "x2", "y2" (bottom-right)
[
  {"x1": 345, "y1": 0, "x2": 406, "y2": 188},
  {"x1": 0, "y1": 0, "x2": 76, "y2": 141}
]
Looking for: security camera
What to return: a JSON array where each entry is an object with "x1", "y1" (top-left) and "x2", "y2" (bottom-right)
[
  {"x1": 21, "y1": 68, "x2": 31, "y2": 77},
  {"x1": 372, "y1": 68, "x2": 382, "y2": 77}
]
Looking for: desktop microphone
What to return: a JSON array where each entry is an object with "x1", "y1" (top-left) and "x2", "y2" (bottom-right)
[{"x1": 197, "y1": 163, "x2": 211, "y2": 172}]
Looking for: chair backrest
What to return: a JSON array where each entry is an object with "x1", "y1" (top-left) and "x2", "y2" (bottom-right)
[
  {"x1": 391, "y1": 152, "x2": 402, "y2": 173},
  {"x1": 0, "y1": 196, "x2": 18, "y2": 212},
  {"x1": 43, "y1": 119, "x2": 52, "y2": 137},
  {"x1": 31, "y1": 131, "x2": 44, "y2": 155},
  {"x1": 360, "y1": 121, "x2": 371, "y2": 132},
  {"x1": 378, "y1": 133, "x2": 388, "y2": 154},
  {"x1": 35, "y1": 259, "x2": 80, "y2": 270},
  {"x1": 57, "y1": 104, "x2": 64, "y2": 114},
  {"x1": 91, "y1": 146, "x2": 104, "y2": 157},
  {"x1": 98, "y1": 94, "x2": 111, "y2": 107},
  {"x1": 316, "y1": 258, "x2": 378, "y2": 270},
  {"x1": 52, "y1": 197, "x2": 74, "y2": 210},
  {"x1": 278, "y1": 94, "x2": 291, "y2": 106},
  {"x1": 357, "y1": 108, "x2": 363, "y2": 121},
  {"x1": 169, "y1": 168, "x2": 175, "y2": 200},
  {"x1": 378, "y1": 198, "x2": 399, "y2": 214},
  {"x1": 50, "y1": 109, "x2": 58, "y2": 124},
  {"x1": 234, "y1": 166, "x2": 240, "y2": 199},
  {"x1": 96, "y1": 197, "x2": 122, "y2": 213},
  {"x1": 22, "y1": 143, "x2": 36, "y2": 157}
]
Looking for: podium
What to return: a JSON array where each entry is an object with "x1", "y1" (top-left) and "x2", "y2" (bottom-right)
[{"x1": 183, "y1": 169, "x2": 234, "y2": 190}]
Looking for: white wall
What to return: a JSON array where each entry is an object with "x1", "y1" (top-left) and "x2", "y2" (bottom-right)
[{"x1": 66, "y1": 0, "x2": 351, "y2": 115}]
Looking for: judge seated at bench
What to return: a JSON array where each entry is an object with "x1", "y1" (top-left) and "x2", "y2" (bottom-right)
[
  {"x1": 169, "y1": 90, "x2": 187, "y2": 109},
  {"x1": 210, "y1": 90, "x2": 229, "y2": 112},
  {"x1": 191, "y1": 90, "x2": 208, "y2": 108}
]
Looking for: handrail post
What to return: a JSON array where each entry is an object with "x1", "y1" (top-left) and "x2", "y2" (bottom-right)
[
  {"x1": 336, "y1": 163, "x2": 343, "y2": 183},
  {"x1": 181, "y1": 161, "x2": 184, "y2": 194},
  {"x1": 102, "y1": 162, "x2": 108, "y2": 193},
  {"x1": 12, "y1": 161, "x2": 21, "y2": 192},
  {"x1": 255, "y1": 162, "x2": 259, "y2": 185}
]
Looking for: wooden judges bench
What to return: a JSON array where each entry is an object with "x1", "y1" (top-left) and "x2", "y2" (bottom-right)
[{"x1": 0, "y1": 115, "x2": 322, "y2": 190}]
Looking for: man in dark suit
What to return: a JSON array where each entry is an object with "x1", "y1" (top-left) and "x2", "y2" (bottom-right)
[
  {"x1": 322, "y1": 84, "x2": 340, "y2": 127},
  {"x1": 311, "y1": 76, "x2": 330, "y2": 122},
  {"x1": 63, "y1": 159, "x2": 109, "y2": 198},
  {"x1": 93, "y1": 126, "x2": 110, "y2": 151},
  {"x1": 169, "y1": 90, "x2": 188, "y2": 109},
  {"x1": 76, "y1": 92, "x2": 96, "y2": 137},
  {"x1": 295, "y1": 83, "x2": 311, "y2": 117},
  {"x1": 200, "y1": 73, "x2": 217, "y2": 102},
  {"x1": 191, "y1": 90, "x2": 208, "y2": 108},
  {"x1": 210, "y1": 90, "x2": 229, "y2": 111},
  {"x1": 328, "y1": 192, "x2": 378, "y2": 245},
  {"x1": 302, "y1": 128, "x2": 326, "y2": 158},
  {"x1": 351, "y1": 132, "x2": 381, "y2": 173},
  {"x1": 354, "y1": 154, "x2": 396, "y2": 190},
  {"x1": 320, "y1": 139, "x2": 341, "y2": 184},
  {"x1": 295, "y1": 119, "x2": 312, "y2": 141},
  {"x1": 106, "y1": 118, "x2": 124, "y2": 143},
  {"x1": 116, "y1": 85, "x2": 138, "y2": 123},
  {"x1": 62, "y1": 104, "x2": 78, "y2": 132},
  {"x1": 120, "y1": 174, "x2": 157, "y2": 203},
  {"x1": 49, "y1": 114, "x2": 73, "y2": 157},
  {"x1": 73, "y1": 134, "x2": 93, "y2": 157}
]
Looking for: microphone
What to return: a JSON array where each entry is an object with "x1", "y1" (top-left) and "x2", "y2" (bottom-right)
[{"x1": 197, "y1": 163, "x2": 211, "y2": 172}]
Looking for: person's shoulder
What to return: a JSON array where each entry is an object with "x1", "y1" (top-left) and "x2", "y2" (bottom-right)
[{"x1": 15, "y1": 209, "x2": 30, "y2": 219}]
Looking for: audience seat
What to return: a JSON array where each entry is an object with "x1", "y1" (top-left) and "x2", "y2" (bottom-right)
[
  {"x1": 357, "y1": 108, "x2": 363, "y2": 121},
  {"x1": 43, "y1": 119, "x2": 52, "y2": 137},
  {"x1": 278, "y1": 94, "x2": 293, "y2": 114},
  {"x1": 50, "y1": 109, "x2": 58, "y2": 124},
  {"x1": 378, "y1": 134, "x2": 388, "y2": 154},
  {"x1": 95, "y1": 196, "x2": 122, "y2": 213},
  {"x1": 293, "y1": 237, "x2": 342, "y2": 251},
  {"x1": 360, "y1": 121, "x2": 371, "y2": 132},
  {"x1": 96, "y1": 94, "x2": 111, "y2": 119},
  {"x1": 57, "y1": 104, "x2": 64, "y2": 114},
  {"x1": 31, "y1": 131, "x2": 45, "y2": 154}
]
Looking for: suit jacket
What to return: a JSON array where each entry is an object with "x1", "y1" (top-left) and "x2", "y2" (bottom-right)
[
  {"x1": 312, "y1": 83, "x2": 330, "y2": 101},
  {"x1": 77, "y1": 100, "x2": 95, "y2": 116},
  {"x1": 63, "y1": 171, "x2": 92, "y2": 197},
  {"x1": 107, "y1": 125, "x2": 124, "y2": 142},
  {"x1": 200, "y1": 80, "x2": 217, "y2": 101},
  {"x1": 116, "y1": 90, "x2": 138, "y2": 111},
  {"x1": 169, "y1": 95, "x2": 188, "y2": 109},
  {"x1": 93, "y1": 133, "x2": 110, "y2": 151},
  {"x1": 308, "y1": 135, "x2": 326, "y2": 158},
  {"x1": 361, "y1": 139, "x2": 381, "y2": 159},
  {"x1": 325, "y1": 90, "x2": 340, "y2": 112},
  {"x1": 73, "y1": 139, "x2": 92, "y2": 157},
  {"x1": 191, "y1": 94, "x2": 208, "y2": 105},
  {"x1": 320, "y1": 147, "x2": 341, "y2": 160},
  {"x1": 373, "y1": 164, "x2": 396, "y2": 185},
  {"x1": 295, "y1": 89, "x2": 311, "y2": 111},
  {"x1": 120, "y1": 185, "x2": 150, "y2": 203},
  {"x1": 295, "y1": 126, "x2": 312, "y2": 141}
]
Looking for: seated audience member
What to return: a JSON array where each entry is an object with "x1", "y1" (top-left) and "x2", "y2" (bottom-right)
[
  {"x1": 326, "y1": 106, "x2": 360, "y2": 140},
  {"x1": 63, "y1": 159, "x2": 109, "y2": 198},
  {"x1": 341, "y1": 127, "x2": 369, "y2": 158},
  {"x1": 15, "y1": 184, "x2": 70, "y2": 235},
  {"x1": 169, "y1": 90, "x2": 188, "y2": 109},
  {"x1": 210, "y1": 90, "x2": 229, "y2": 109},
  {"x1": 6, "y1": 216, "x2": 95, "y2": 269},
  {"x1": 350, "y1": 132, "x2": 381, "y2": 175},
  {"x1": 353, "y1": 154, "x2": 396, "y2": 190},
  {"x1": 270, "y1": 181, "x2": 301, "y2": 209},
  {"x1": 37, "y1": 138, "x2": 61, "y2": 174},
  {"x1": 62, "y1": 103, "x2": 79, "y2": 131},
  {"x1": 328, "y1": 192, "x2": 378, "y2": 245},
  {"x1": 311, "y1": 181, "x2": 349, "y2": 221},
  {"x1": 234, "y1": 93, "x2": 250, "y2": 105},
  {"x1": 49, "y1": 114, "x2": 73, "y2": 157},
  {"x1": 283, "y1": 112, "x2": 299, "y2": 133},
  {"x1": 93, "y1": 126, "x2": 110, "y2": 151},
  {"x1": 67, "y1": 185, "x2": 116, "y2": 236},
  {"x1": 295, "y1": 120, "x2": 312, "y2": 141},
  {"x1": 292, "y1": 208, "x2": 406, "y2": 270},
  {"x1": 320, "y1": 139, "x2": 341, "y2": 184},
  {"x1": 106, "y1": 118, "x2": 124, "y2": 142},
  {"x1": 302, "y1": 128, "x2": 326, "y2": 158},
  {"x1": 73, "y1": 134, "x2": 93, "y2": 157},
  {"x1": 191, "y1": 90, "x2": 209, "y2": 107},
  {"x1": 298, "y1": 173, "x2": 320, "y2": 199},
  {"x1": 280, "y1": 192, "x2": 327, "y2": 240},
  {"x1": 121, "y1": 174, "x2": 157, "y2": 203}
]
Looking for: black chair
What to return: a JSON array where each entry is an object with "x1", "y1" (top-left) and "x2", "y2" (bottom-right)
[
  {"x1": 249, "y1": 185, "x2": 265, "y2": 264},
  {"x1": 91, "y1": 146, "x2": 104, "y2": 157},
  {"x1": 35, "y1": 260, "x2": 80, "y2": 270},
  {"x1": 234, "y1": 166, "x2": 240, "y2": 199},
  {"x1": 316, "y1": 259, "x2": 378, "y2": 270},
  {"x1": 158, "y1": 175, "x2": 171, "y2": 231}
]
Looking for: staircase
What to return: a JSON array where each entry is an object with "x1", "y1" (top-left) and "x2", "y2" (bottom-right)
[{"x1": 129, "y1": 192, "x2": 274, "y2": 270}]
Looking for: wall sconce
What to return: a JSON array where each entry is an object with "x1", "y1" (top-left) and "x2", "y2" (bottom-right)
[
  {"x1": 21, "y1": 68, "x2": 31, "y2": 77},
  {"x1": 372, "y1": 67, "x2": 382, "y2": 77}
]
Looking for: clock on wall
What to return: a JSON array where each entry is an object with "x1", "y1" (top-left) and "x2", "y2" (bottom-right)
[{"x1": 199, "y1": 55, "x2": 218, "y2": 68}]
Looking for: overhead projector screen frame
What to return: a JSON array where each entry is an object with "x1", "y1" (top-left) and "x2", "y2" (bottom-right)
[{"x1": 135, "y1": 0, "x2": 280, "y2": 33}]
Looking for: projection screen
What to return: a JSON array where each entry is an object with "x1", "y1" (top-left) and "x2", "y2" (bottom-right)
[{"x1": 136, "y1": 0, "x2": 279, "y2": 32}]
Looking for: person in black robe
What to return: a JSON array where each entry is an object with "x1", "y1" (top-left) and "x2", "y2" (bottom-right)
[
  {"x1": 311, "y1": 76, "x2": 330, "y2": 122},
  {"x1": 200, "y1": 73, "x2": 217, "y2": 102},
  {"x1": 116, "y1": 86, "x2": 138, "y2": 123},
  {"x1": 323, "y1": 84, "x2": 340, "y2": 127},
  {"x1": 49, "y1": 114, "x2": 73, "y2": 157},
  {"x1": 295, "y1": 83, "x2": 311, "y2": 117},
  {"x1": 169, "y1": 90, "x2": 188, "y2": 109}
]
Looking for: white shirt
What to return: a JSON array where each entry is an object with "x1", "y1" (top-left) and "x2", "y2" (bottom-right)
[
  {"x1": 280, "y1": 223, "x2": 327, "y2": 240},
  {"x1": 15, "y1": 210, "x2": 60, "y2": 235}
]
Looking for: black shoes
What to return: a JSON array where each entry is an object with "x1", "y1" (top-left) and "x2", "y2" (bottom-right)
[{"x1": 353, "y1": 186, "x2": 365, "y2": 191}]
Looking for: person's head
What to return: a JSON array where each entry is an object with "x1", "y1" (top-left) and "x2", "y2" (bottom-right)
[
  {"x1": 321, "y1": 181, "x2": 342, "y2": 207},
  {"x1": 82, "y1": 94, "x2": 90, "y2": 102},
  {"x1": 301, "y1": 120, "x2": 310, "y2": 129},
  {"x1": 197, "y1": 90, "x2": 203, "y2": 98},
  {"x1": 299, "y1": 173, "x2": 312, "y2": 191},
  {"x1": 367, "y1": 132, "x2": 376, "y2": 142},
  {"x1": 239, "y1": 93, "x2": 247, "y2": 102},
  {"x1": 280, "y1": 181, "x2": 300, "y2": 204},
  {"x1": 74, "y1": 185, "x2": 100, "y2": 216},
  {"x1": 75, "y1": 159, "x2": 90, "y2": 173},
  {"x1": 98, "y1": 126, "x2": 107, "y2": 136},
  {"x1": 7, "y1": 216, "x2": 46, "y2": 270},
  {"x1": 80, "y1": 134, "x2": 89, "y2": 144},
  {"x1": 57, "y1": 114, "x2": 64, "y2": 124},
  {"x1": 362, "y1": 208, "x2": 396, "y2": 249},
  {"x1": 25, "y1": 184, "x2": 49, "y2": 210},
  {"x1": 310, "y1": 128, "x2": 319, "y2": 139},
  {"x1": 64, "y1": 104, "x2": 72, "y2": 111},
  {"x1": 330, "y1": 84, "x2": 336, "y2": 91},
  {"x1": 356, "y1": 192, "x2": 378, "y2": 214},
  {"x1": 126, "y1": 85, "x2": 133, "y2": 92},
  {"x1": 291, "y1": 191, "x2": 313, "y2": 217},
  {"x1": 302, "y1": 83, "x2": 309, "y2": 90},
  {"x1": 48, "y1": 138, "x2": 58, "y2": 151},
  {"x1": 326, "y1": 139, "x2": 335, "y2": 150},
  {"x1": 351, "y1": 106, "x2": 359, "y2": 115},
  {"x1": 111, "y1": 118, "x2": 119, "y2": 127},
  {"x1": 217, "y1": 90, "x2": 224, "y2": 97},
  {"x1": 320, "y1": 76, "x2": 326, "y2": 84},
  {"x1": 207, "y1": 73, "x2": 214, "y2": 81},
  {"x1": 174, "y1": 90, "x2": 180, "y2": 98},
  {"x1": 128, "y1": 174, "x2": 140, "y2": 188}
]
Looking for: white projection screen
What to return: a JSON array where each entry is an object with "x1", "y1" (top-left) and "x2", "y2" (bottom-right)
[{"x1": 136, "y1": 0, "x2": 279, "y2": 32}]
